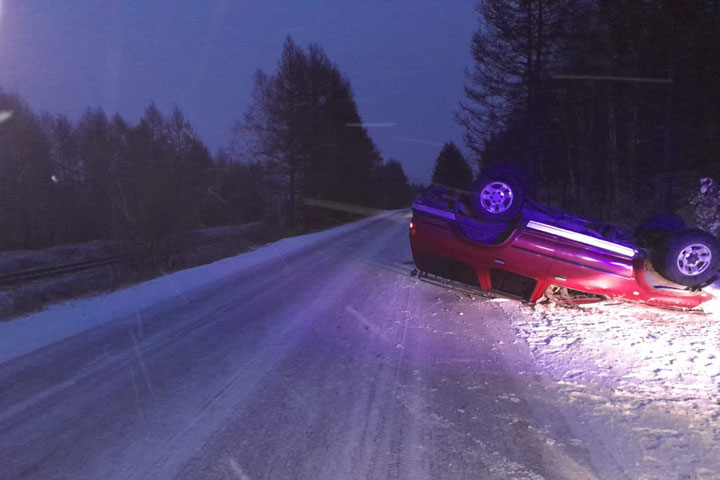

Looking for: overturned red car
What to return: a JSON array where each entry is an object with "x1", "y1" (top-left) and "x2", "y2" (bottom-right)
[{"x1": 409, "y1": 166, "x2": 719, "y2": 310}]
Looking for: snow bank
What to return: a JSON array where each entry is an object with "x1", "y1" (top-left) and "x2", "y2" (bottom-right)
[{"x1": 0, "y1": 212, "x2": 398, "y2": 364}]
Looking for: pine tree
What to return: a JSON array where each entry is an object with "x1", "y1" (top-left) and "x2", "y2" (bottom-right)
[
  {"x1": 431, "y1": 142, "x2": 473, "y2": 192},
  {"x1": 378, "y1": 159, "x2": 411, "y2": 209}
]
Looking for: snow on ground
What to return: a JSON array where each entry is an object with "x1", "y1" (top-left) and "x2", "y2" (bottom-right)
[
  {"x1": 0, "y1": 211, "x2": 401, "y2": 364},
  {"x1": 497, "y1": 295, "x2": 720, "y2": 442}
]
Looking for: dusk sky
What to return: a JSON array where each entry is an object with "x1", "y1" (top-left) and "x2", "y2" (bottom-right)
[{"x1": 0, "y1": 1, "x2": 478, "y2": 183}]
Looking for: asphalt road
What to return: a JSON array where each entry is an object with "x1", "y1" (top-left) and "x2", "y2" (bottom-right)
[{"x1": 0, "y1": 212, "x2": 680, "y2": 479}]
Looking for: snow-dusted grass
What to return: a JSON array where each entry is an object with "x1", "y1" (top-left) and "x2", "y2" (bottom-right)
[
  {"x1": 0, "y1": 223, "x2": 264, "y2": 321},
  {"x1": 0, "y1": 211, "x2": 398, "y2": 364},
  {"x1": 0, "y1": 240, "x2": 117, "y2": 273},
  {"x1": 0, "y1": 224, "x2": 259, "y2": 276}
]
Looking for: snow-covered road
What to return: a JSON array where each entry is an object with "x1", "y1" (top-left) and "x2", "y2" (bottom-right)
[{"x1": 1, "y1": 210, "x2": 719, "y2": 479}]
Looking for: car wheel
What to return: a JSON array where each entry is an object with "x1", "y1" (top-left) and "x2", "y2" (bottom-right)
[
  {"x1": 470, "y1": 173, "x2": 524, "y2": 222},
  {"x1": 653, "y1": 229, "x2": 720, "y2": 287}
]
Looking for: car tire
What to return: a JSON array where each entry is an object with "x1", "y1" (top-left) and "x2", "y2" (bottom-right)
[
  {"x1": 635, "y1": 213, "x2": 686, "y2": 248},
  {"x1": 470, "y1": 169, "x2": 525, "y2": 222},
  {"x1": 653, "y1": 229, "x2": 720, "y2": 287},
  {"x1": 635, "y1": 213, "x2": 686, "y2": 236}
]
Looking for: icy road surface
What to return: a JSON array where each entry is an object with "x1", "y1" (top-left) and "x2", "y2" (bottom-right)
[{"x1": 1, "y1": 211, "x2": 719, "y2": 479}]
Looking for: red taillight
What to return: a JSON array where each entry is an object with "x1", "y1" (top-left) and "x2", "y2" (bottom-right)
[{"x1": 409, "y1": 221, "x2": 415, "y2": 230}]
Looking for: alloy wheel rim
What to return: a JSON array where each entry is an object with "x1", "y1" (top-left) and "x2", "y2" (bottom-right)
[
  {"x1": 479, "y1": 182, "x2": 514, "y2": 214},
  {"x1": 677, "y1": 243, "x2": 712, "y2": 276}
]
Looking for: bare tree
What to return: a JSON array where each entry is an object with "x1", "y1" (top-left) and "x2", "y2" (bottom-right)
[
  {"x1": 237, "y1": 37, "x2": 382, "y2": 229},
  {"x1": 459, "y1": 0, "x2": 570, "y2": 179}
]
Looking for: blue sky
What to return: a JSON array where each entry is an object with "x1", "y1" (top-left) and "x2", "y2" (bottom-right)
[{"x1": 0, "y1": 1, "x2": 478, "y2": 183}]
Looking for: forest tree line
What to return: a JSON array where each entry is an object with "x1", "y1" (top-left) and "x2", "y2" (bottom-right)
[
  {"x1": 459, "y1": 0, "x2": 720, "y2": 223},
  {"x1": 0, "y1": 38, "x2": 411, "y2": 253}
]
